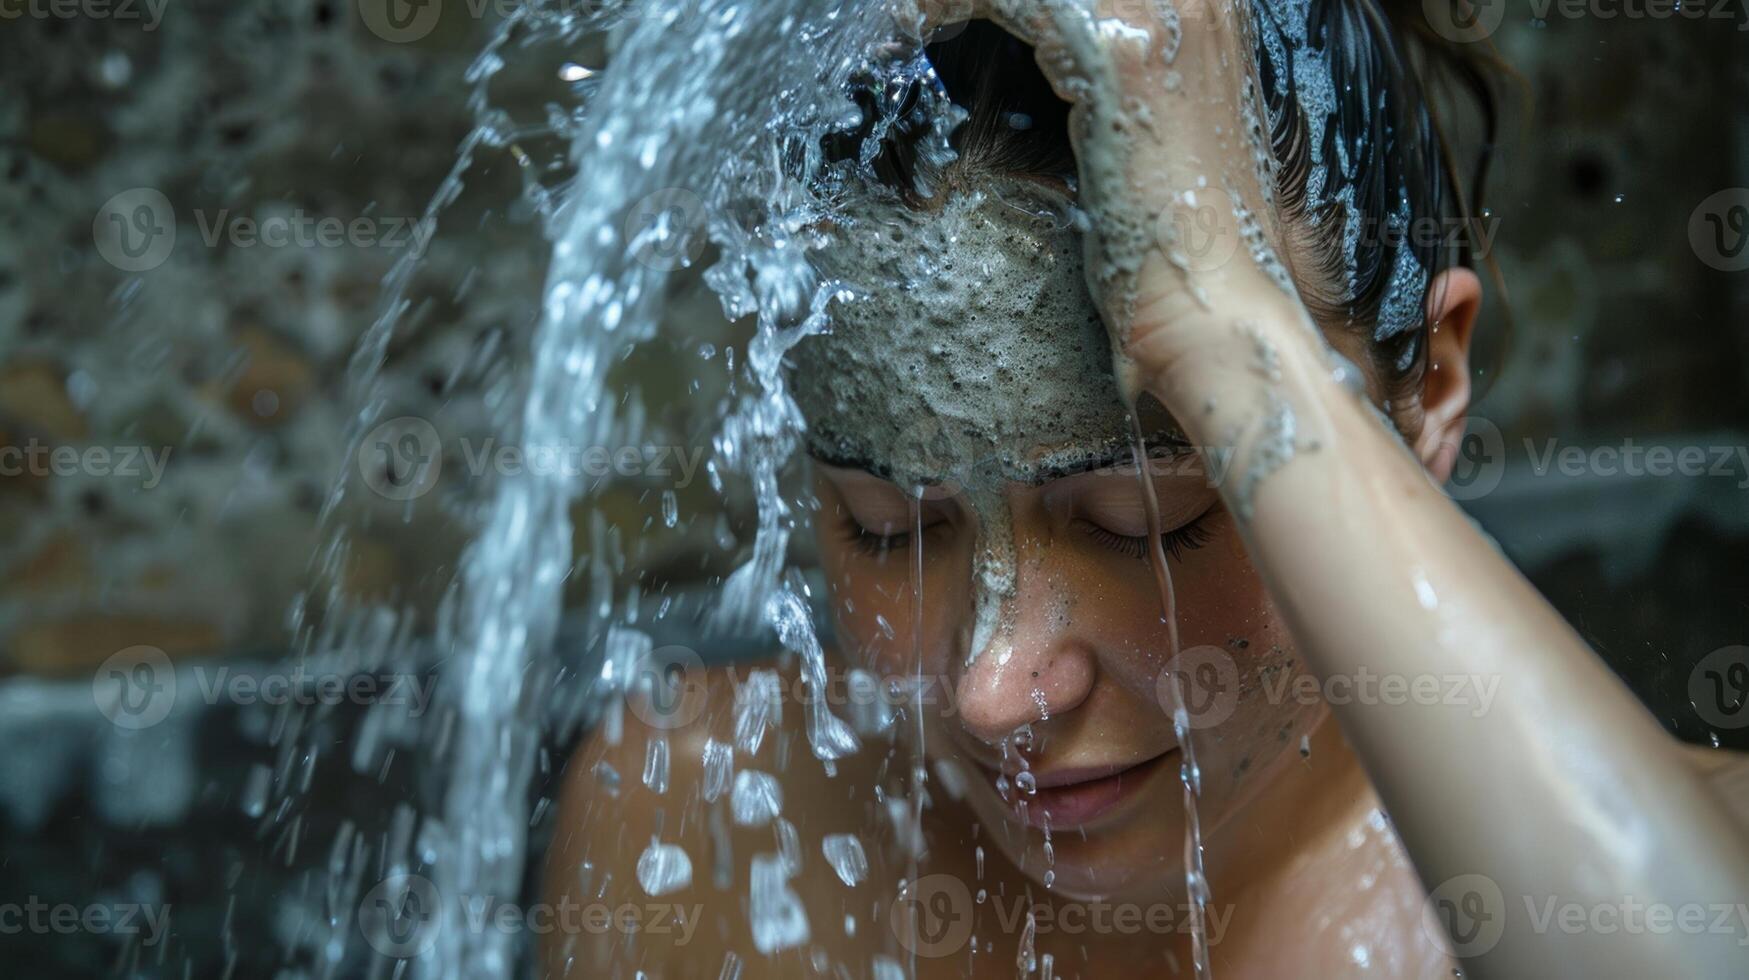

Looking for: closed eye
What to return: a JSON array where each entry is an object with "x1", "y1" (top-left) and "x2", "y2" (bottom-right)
[
  {"x1": 840, "y1": 513, "x2": 950, "y2": 556},
  {"x1": 1073, "y1": 514, "x2": 1214, "y2": 562}
]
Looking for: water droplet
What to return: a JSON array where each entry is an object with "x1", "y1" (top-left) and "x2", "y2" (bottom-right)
[
  {"x1": 821, "y1": 833, "x2": 868, "y2": 886},
  {"x1": 643, "y1": 735, "x2": 669, "y2": 794},
  {"x1": 749, "y1": 853, "x2": 809, "y2": 953},
  {"x1": 593, "y1": 760, "x2": 621, "y2": 796},
  {"x1": 731, "y1": 769, "x2": 783, "y2": 826},
  {"x1": 636, "y1": 840, "x2": 692, "y2": 895},
  {"x1": 702, "y1": 738, "x2": 733, "y2": 802}
]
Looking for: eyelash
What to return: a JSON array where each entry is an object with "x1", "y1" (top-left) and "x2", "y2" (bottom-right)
[
  {"x1": 1073, "y1": 515, "x2": 1215, "y2": 563},
  {"x1": 842, "y1": 519, "x2": 923, "y2": 556},
  {"x1": 841, "y1": 514, "x2": 1216, "y2": 561}
]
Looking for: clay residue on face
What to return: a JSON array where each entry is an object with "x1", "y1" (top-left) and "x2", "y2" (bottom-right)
[
  {"x1": 795, "y1": 181, "x2": 1134, "y2": 489},
  {"x1": 794, "y1": 181, "x2": 1139, "y2": 666}
]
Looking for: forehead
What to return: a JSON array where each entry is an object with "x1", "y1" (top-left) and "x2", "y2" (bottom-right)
[{"x1": 791, "y1": 183, "x2": 1133, "y2": 487}]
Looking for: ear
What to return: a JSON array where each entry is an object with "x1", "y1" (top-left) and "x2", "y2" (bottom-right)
[{"x1": 1412, "y1": 267, "x2": 1483, "y2": 484}]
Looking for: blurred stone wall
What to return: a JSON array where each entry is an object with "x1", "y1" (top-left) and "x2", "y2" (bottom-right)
[
  {"x1": 0, "y1": 1, "x2": 1745, "y2": 976},
  {"x1": 1459, "y1": 11, "x2": 1749, "y2": 745},
  {"x1": 0, "y1": 2, "x2": 1745, "y2": 725},
  {"x1": 0, "y1": 6, "x2": 750, "y2": 974},
  {"x1": 0, "y1": 1, "x2": 751, "y2": 687},
  {"x1": 0, "y1": 0, "x2": 1745, "y2": 747}
]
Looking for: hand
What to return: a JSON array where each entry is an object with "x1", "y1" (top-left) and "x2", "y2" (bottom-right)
[{"x1": 910, "y1": 0, "x2": 1313, "y2": 411}]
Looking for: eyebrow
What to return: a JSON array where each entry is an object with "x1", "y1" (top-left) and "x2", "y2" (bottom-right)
[
  {"x1": 811, "y1": 430, "x2": 1197, "y2": 488},
  {"x1": 1025, "y1": 434, "x2": 1197, "y2": 484}
]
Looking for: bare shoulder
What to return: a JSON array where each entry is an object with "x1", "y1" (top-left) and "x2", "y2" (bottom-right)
[
  {"x1": 1682, "y1": 743, "x2": 1749, "y2": 826},
  {"x1": 540, "y1": 655, "x2": 898, "y2": 978}
]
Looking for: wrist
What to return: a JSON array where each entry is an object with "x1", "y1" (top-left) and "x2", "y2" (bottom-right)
[{"x1": 1130, "y1": 300, "x2": 1327, "y2": 440}]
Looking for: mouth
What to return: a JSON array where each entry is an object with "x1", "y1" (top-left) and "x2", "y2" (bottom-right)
[{"x1": 986, "y1": 748, "x2": 1178, "y2": 830}]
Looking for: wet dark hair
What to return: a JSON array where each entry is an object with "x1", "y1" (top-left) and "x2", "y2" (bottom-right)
[{"x1": 839, "y1": 8, "x2": 1502, "y2": 434}]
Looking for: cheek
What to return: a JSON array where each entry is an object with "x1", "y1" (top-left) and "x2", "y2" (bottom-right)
[
  {"x1": 819, "y1": 532, "x2": 968, "y2": 680},
  {"x1": 1173, "y1": 511, "x2": 1274, "y2": 646},
  {"x1": 1147, "y1": 514, "x2": 1317, "y2": 795}
]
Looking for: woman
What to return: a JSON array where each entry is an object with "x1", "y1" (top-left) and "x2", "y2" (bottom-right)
[{"x1": 544, "y1": 5, "x2": 1749, "y2": 977}]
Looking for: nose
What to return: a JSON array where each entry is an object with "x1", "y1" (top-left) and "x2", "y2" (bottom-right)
[{"x1": 954, "y1": 541, "x2": 1097, "y2": 745}]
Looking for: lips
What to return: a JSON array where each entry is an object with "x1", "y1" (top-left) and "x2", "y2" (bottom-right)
[{"x1": 990, "y1": 749, "x2": 1177, "y2": 829}]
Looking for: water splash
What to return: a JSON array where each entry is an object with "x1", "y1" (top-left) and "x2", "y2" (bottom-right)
[
  {"x1": 1130, "y1": 413, "x2": 1215, "y2": 979},
  {"x1": 412, "y1": 3, "x2": 917, "y2": 977}
]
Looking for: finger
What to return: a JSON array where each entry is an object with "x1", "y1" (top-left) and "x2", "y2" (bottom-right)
[{"x1": 913, "y1": 0, "x2": 1045, "y2": 47}]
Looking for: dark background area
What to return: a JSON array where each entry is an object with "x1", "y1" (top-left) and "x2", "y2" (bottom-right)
[{"x1": 0, "y1": 1, "x2": 1745, "y2": 976}]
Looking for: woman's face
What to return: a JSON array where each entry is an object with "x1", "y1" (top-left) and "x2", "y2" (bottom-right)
[
  {"x1": 813, "y1": 447, "x2": 1329, "y2": 901},
  {"x1": 794, "y1": 180, "x2": 1339, "y2": 901}
]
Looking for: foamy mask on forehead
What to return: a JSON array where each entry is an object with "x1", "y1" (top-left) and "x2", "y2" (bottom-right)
[
  {"x1": 794, "y1": 179, "x2": 1169, "y2": 669},
  {"x1": 793, "y1": 180, "x2": 1141, "y2": 490}
]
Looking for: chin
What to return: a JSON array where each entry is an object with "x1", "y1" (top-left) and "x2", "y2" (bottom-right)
[{"x1": 974, "y1": 788, "x2": 1188, "y2": 903}]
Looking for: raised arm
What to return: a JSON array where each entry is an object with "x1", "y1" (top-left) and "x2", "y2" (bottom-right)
[{"x1": 907, "y1": 1, "x2": 1749, "y2": 975}]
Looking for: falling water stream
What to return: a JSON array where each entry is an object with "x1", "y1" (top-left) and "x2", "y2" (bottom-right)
[
  {"x1": 317, "y1": 2, "x2": 1220, "y2": 976},
  {"x1": 1131, "y1": 414, "x2": 1214, "y2": 979}
]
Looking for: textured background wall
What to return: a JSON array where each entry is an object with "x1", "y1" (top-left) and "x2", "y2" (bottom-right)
[
  {"x1": 1461, "y1": 10, "x2": 1749, "y2": 745},
  {"x1": 0, "y1": 1, "x2": 1746, "y2": 975}
]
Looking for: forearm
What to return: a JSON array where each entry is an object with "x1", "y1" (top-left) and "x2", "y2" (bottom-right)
[{"x1": 1156, "y1": 312, "x2": 1749, "y2": 976}]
